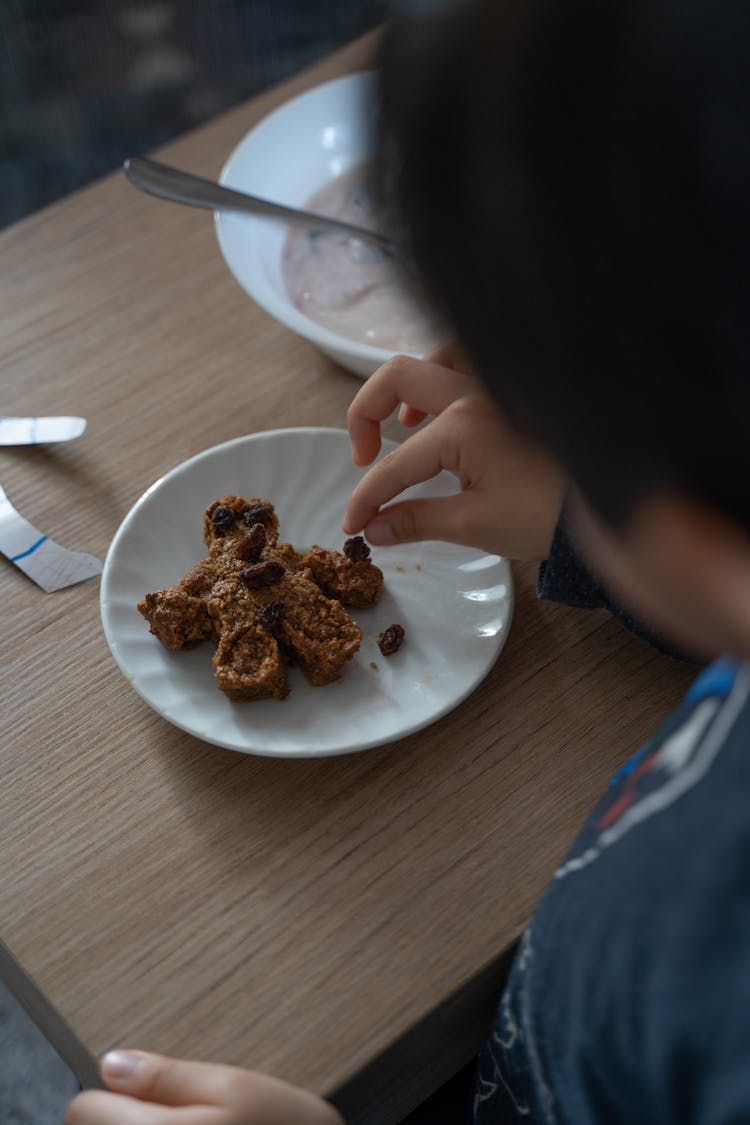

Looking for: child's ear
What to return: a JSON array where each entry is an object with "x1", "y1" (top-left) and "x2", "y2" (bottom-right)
[
  {"x1": 568, "y1": 489, "x2": 750, "y2": 661},
  {"x1": 634, "y1": 496, "x2": 750, "y2": 659}
]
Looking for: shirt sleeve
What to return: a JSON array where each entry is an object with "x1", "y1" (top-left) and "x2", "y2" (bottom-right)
[{"x1": 537, "y1": 507, "x2": 609, "y2": 609}]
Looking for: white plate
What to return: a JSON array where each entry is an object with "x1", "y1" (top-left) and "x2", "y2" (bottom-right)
[{"x1": 100, "y1": 428, "x2": 513, "y2": 757}]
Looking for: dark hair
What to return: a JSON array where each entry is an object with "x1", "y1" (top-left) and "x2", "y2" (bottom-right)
[{"x1": 378, "y1": 0, "x2": 750, "y2": 530}]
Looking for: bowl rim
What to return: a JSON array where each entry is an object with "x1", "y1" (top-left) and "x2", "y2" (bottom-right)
[{"x1": 214, "y1": 70, "x2": 419, "y2": 368}]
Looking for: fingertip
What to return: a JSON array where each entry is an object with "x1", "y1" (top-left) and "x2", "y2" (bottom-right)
[
  {"x1": 342, "y1": 499, "x2": 359, "y2": 535},
  {"x1": 348, "y1": 431, "x2": 374, "y2": 467},
  {"x1": 348, "y1": 417, "x2": 382, "y2": 466},
  {"x1": 342, "y1": 511, "x2": 367, "y2": 535},
  {"x1": 101, "y1": 1049, "x2": 156, "y2": 1093},
  {"x1": 103, "y1": 1049, "x2": 141, "y2": 1073}
]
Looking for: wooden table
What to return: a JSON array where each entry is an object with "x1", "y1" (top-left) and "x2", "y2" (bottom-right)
[{"x1": 0, "y1": 31, "x2": 695, "y2": 1125}]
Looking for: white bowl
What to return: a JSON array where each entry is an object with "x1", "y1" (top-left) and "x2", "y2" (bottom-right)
[{"x1": 215, "y1": 71, "x2": 410, "y2": 379}]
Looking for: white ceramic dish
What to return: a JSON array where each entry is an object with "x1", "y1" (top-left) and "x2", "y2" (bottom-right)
[
  {"x1": 100, "y1": 428, "x2": 513, "y2": 757},
  {"x1": 216, "y1": 72, "x2": 414, "y2": 378}
]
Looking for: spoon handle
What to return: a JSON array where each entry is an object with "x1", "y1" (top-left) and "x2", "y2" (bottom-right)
[{"x1": 123, "y1": 156, "x2": 390, "y2": 253}]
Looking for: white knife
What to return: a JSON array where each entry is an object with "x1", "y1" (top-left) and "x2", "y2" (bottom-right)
[{"x1": 0, "y1": 416, "x2": 87, "y2": 445}]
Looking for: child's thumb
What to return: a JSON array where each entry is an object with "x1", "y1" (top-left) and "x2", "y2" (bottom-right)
[
  {"x1": 365, "y1": 495, "x2": 470, "y2": 548},
  {"x1": 101, "y1": 1050, "x2": 224, "y2": 1106}
]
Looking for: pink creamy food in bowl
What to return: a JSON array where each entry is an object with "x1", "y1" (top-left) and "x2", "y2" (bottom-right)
[
  {"x1": 214, "y1": 71, "x2": 441, "y2": 378},
  {"x1": 282, "y1": 163, "x2": 439, "y2": 355}
]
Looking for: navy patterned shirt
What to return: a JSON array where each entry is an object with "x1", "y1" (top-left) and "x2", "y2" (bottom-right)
[{"x1": 475, "y1": 517, "x2": 750, "y2": 1123}]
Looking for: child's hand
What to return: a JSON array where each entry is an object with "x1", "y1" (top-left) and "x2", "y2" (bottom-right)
[
  {"x1": 66, "y1": 1051, "x2": 344, "y2": 1125},
  {"x1": 344, "y1": 347, "x2": 565, "y2": 560}
]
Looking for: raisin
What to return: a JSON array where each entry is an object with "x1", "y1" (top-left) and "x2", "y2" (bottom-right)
[
  {"x1": 242, "y1": 501, "x2": 274, "y2": 527},
  {"x1": 210, "y1": 504, "x2": 235, "y2": 531},
  {"x1": 343, "y1": 535, "x2": 371, "y2": 562},
  {"x1": 255, "y1": 600, "x2": 285, "y2": 631},
  {"x1": 236, "y1": 522, "x2": 266, "y2": 563},
  {"x1": 378, "y1": 623, "x2": 405, "y2": 656},
  {"x1": 240, "y1": 560, "x2": 285, "y2": 589}
]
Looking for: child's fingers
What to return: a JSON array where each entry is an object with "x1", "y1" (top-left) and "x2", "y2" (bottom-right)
[
  {"x1": 343, "y1": 415, "x2": 460, "y2": 534},
  {"x1": 66, "y1": 1088, "x2": 223, "y2": 1124},
  {"x1": 397, "y1": 403, "x2": 427, "y2": 428},
  {"x1": 347, "y1": 355, "x2": 476, "y2": 465},
  {"x1": 361, "y1": 494, "x2": 477, "y2": 547},
  {"x1": 74, "y1": 1051, "x2": 344, "y2": 1125}
]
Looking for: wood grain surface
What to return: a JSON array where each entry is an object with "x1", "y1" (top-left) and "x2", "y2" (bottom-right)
[{"x1": 0, "y1": 31, "x2": 695, "y2": 1124}]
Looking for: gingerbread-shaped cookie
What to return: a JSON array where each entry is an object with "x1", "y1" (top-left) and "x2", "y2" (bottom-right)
[{"x1": 137, "y1": 497, "x2": 383, "y2": 701}]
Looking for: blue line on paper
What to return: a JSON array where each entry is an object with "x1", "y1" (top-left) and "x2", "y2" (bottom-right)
[{"x1": 11, "y1": 535, "x2": 48, "y2": 561}]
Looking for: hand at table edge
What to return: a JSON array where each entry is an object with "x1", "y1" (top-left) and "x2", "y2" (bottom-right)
[{"x1": 65, "y1": 1050, "x2": 345, "y2": 1125}]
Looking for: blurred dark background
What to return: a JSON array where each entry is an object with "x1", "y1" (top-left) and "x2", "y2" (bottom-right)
[{"x1": 0, "y1": 0, "x2": 385, "y2": 229}]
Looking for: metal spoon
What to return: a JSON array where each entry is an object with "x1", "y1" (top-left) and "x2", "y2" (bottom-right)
[{"x1": 123, "y1": 156, "x2": 397, "y2": 257}]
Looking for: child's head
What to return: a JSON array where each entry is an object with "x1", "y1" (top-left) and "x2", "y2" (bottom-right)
[{"x1": 379, "y1": 0, "x2": 750, "y2": 659}]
